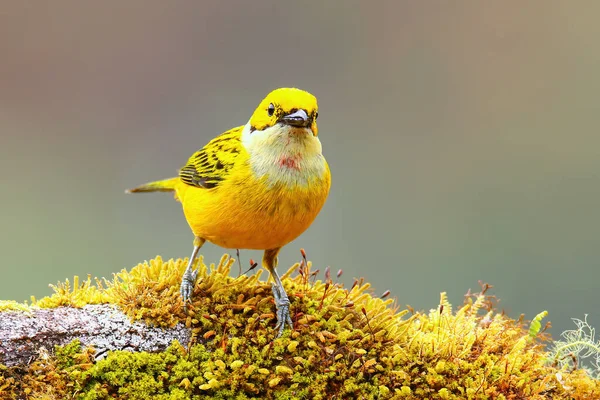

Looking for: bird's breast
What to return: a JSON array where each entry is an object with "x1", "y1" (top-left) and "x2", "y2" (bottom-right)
[
  {"x1": 179, "y1": 156, "x2": 330, "y2": 250},
  {"x1": 251, "y1": 151, "x2": 328, "y2": 189}
]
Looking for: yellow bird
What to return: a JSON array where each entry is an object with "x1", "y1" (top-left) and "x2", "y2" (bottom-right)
[{"x1": 127, "y1": 88, "x2": 331, "y2": 337}]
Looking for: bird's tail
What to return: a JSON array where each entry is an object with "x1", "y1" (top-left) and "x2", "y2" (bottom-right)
[{"x1": 126, "y1": 177, "x2": 179, "y2": 193}]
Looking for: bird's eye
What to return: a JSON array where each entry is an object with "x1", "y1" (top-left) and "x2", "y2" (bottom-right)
[
  {"x1": 267, "y1": 103, "x2": 275, "y2": 117},
  {"x1": 315, "y1": 111, "x2": 319, "y2": 120}
]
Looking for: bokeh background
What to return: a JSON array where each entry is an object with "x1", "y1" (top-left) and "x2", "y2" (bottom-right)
[{"x1": 1, "y1": 1, "x2": 599, "y2": 338}]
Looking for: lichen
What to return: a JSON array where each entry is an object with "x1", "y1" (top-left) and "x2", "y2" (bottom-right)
[
  {"x1": 548, "y1": 315, "x2": 600, "y2": 380},
  {"x1": 1, "y1": 254, "x2": 599, "y2": 399}
]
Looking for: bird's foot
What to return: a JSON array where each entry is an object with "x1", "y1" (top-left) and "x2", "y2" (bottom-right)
[
  {"x1": 180, "y1": 268, "x2": 199, "y2": 311},
  {"x1": 271, "y1": 283, "x2": 294, "y2": 338}
]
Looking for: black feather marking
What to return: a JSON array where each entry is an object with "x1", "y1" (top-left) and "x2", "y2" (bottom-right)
[{"x1": 178, "y1": 126, "x2": 242, "y2": 189}]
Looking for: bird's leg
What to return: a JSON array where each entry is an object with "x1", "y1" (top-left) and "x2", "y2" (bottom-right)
[
  {"x1": 180, "y1": 236, "x2": 206, "y2": 310},
  {"x1": 263, "y1": 248, "x2": 294, "y2": 337}
]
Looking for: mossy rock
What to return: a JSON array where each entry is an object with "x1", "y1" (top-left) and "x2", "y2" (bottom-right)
[{"x1": 0, "y1": 255, "x2": 598, "y2": 399}]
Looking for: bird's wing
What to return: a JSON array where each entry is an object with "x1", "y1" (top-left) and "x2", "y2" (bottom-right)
[{"x1": 179, "y1": 126, "x2": 244, "y2": 189}]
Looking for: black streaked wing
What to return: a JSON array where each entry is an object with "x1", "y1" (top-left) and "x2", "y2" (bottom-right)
[{"x1": 179, "y1": 126, "x2": 243, "y2": 189}]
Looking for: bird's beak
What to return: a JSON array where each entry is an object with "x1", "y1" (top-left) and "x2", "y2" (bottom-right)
[{"x1": 280, "y1": 109, "x2": 310, "y2": 128}]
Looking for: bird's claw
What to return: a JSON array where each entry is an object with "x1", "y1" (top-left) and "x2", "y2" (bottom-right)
[
  {"x1": 271, "y1": 283, "x2": 294, "y2": 338},
  {"x1": 180, "y1": 268, "x2": 199, "y2": 310}
]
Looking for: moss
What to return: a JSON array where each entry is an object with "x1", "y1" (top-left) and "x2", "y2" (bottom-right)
[
  {"x1": 0, "y1": 300, "x2": 33, "y2": 313},
  {"x1": 0, "y1": 340, "x2": 95, "y2": 400},
  {"x1": 1, "y1": 254, "x2": 599, "y2": 399}
]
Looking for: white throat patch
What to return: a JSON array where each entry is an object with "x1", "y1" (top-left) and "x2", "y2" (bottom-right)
[{"x1": 241, "y1": 121, "x2": 327, "y2": 187}]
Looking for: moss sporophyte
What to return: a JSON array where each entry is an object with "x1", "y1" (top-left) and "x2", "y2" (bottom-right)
[{"x1": 0, "y1": 254, "x2": 599, "y2": 399}]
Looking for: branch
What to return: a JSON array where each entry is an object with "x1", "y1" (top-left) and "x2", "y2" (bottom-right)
[
  {"x1": 1, "y1": 256, "x2": 597, "y2": 399},
  {"x1": 0, "y1": 304, "x2": 190, "y2": 367}
]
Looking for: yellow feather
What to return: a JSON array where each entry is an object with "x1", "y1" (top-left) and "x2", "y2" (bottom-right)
[
  {"x1": 126, "y1": 177, "x2": 179, "y2": 193},
  {"x1": 127, "y1": 88, "x2": 330, "y2": 336},
  {"x1": 129, "y1": 87, "x2": 330, "y2": 251}
]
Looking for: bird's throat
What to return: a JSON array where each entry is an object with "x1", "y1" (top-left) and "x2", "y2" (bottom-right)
[
  {"x1": 242, "y1": 122, "x2": 326, "y2": 187},
  {"x1": 278, "y1": 155, "x2": 301, "y2": 170}
]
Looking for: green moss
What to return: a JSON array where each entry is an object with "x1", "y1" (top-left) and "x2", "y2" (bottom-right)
[
  {"x1": 1, "y1": 255, "x2": 599, "y2": 399},
  {"x1": 0, "y1": 300, "x2": 32, "y2": 312}
]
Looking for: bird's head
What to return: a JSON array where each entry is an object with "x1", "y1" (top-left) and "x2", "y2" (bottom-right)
[
  {"x1": 248, "y1": 88, "x2": 319, "y2": 137},
  {"x1": 242, "y1": 88, "x2": 327, "y2": 182}
]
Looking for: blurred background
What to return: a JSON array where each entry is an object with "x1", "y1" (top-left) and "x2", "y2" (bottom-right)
[{"x1": 1, "y1": 1, "x2": 599, "y2": 338}]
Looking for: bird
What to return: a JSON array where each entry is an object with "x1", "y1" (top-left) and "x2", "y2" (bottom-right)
[{"x1": 127, "y1": 88, "x2": 331, "y2": 337}]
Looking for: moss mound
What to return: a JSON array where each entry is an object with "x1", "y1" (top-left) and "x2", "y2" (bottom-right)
[{"x1": 1, "y1": 254, "x2": 598, "y2": 399}]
